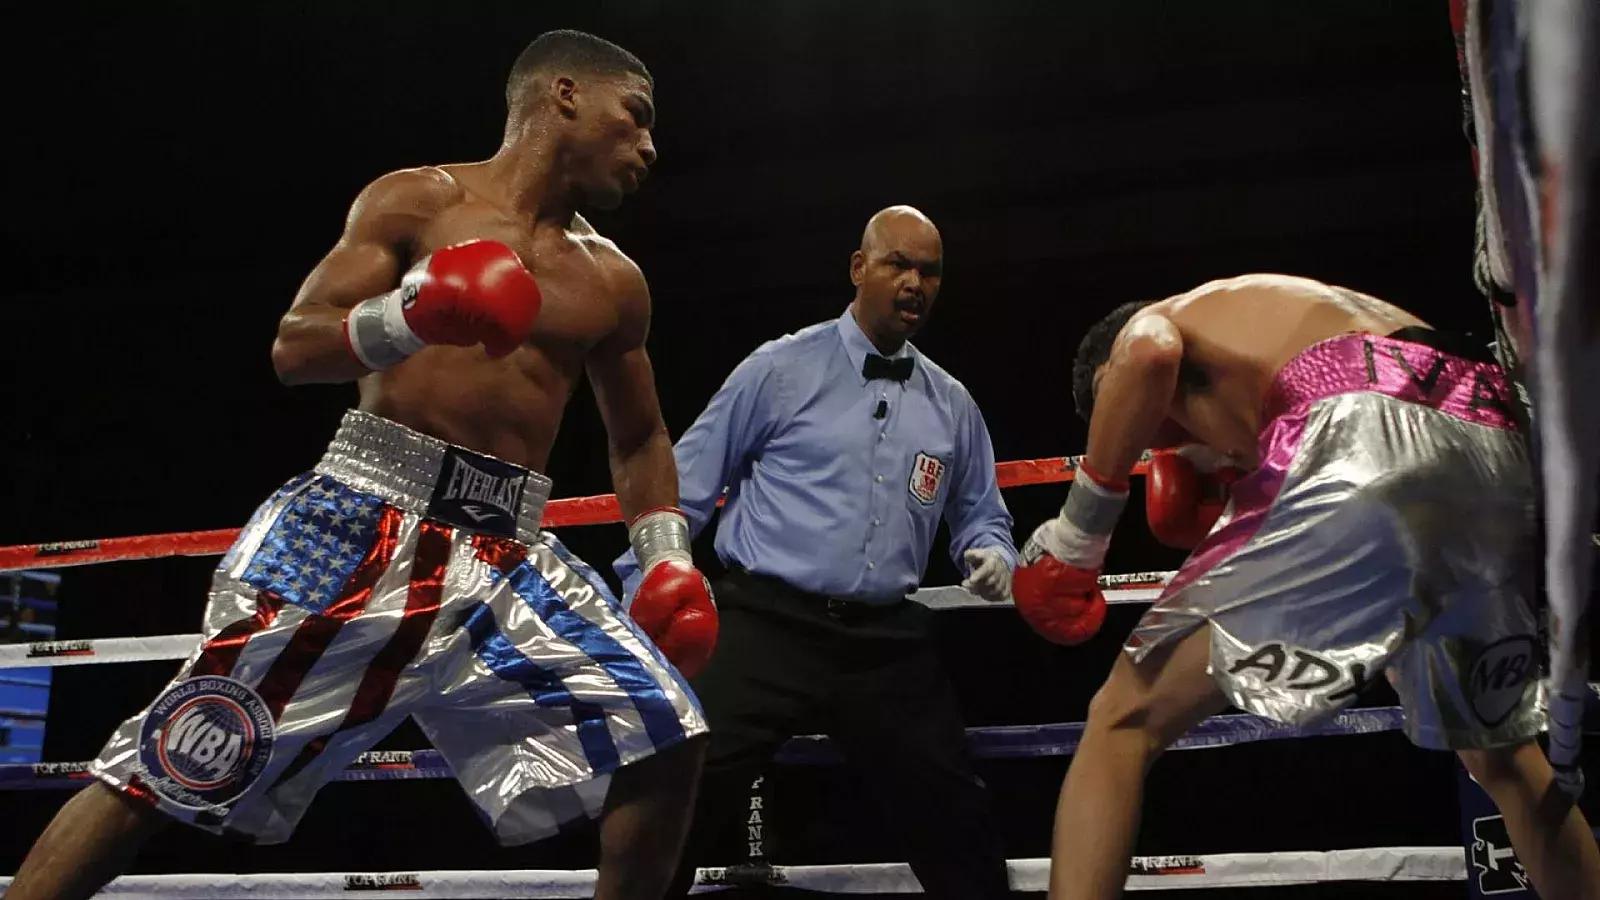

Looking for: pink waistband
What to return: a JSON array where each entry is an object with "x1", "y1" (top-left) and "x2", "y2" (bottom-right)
[{"x1": 1260, "y1": 332, "x2": 1520, "y2": 431}]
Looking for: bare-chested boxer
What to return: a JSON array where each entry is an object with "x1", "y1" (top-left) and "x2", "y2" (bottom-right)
[
  {"x1": 1009, "y1": 273, "x2": 1600, "y2": 899},
  {"x1": 5, "y1": 30, "x2": 715, "y2": 900}
]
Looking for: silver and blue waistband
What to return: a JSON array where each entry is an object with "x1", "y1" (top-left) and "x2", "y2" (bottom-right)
[{"x1": 312, "y1": 409, "x2": 553, "y2": 544}]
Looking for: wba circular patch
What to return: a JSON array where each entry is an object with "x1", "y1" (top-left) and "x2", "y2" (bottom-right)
[{"x1": 138, "y1": 675, "x2": 275, "y2": 810}]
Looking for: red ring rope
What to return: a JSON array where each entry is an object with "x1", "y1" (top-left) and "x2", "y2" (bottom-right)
[{"x1": 0, "y1": 454, "x2": 1152, "y2": 573}]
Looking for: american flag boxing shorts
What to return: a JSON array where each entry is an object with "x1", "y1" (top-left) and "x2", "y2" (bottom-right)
[{"x1": 90, "y1": 409, "x2": 707, "y2": 845}]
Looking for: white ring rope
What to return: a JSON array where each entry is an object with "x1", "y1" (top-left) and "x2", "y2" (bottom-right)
[
  {"x1": 0, "y1": 635, "x2": 206, "y2": 670},
  {"x1": 0, "y1": 848, "x2": 1468, "y2": 897},
  {"x1": 0, "y1": 578, "x2": 1174, "y2": 671}
]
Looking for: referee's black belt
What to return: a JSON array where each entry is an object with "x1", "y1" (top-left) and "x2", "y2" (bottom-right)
[{"x1": 725, "y1": 567, "x2": 907, "y2": 622}]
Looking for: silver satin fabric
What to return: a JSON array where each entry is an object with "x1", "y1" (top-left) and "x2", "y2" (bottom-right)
[
  {"x1": 91, "y1": 410, "x2": 706, "y2": 844},
  {"x1": 1127, "y1": 392, "x2": 1543, "y2": 751}
]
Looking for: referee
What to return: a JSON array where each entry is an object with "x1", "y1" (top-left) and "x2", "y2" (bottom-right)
[{"x1": 614, "y1": 205, "x2": 1017, "y2": 899}]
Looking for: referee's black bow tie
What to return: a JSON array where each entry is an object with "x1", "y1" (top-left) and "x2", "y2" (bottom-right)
[{"x1": 863, "y1": 354, "x2": 913, "y2": 382}]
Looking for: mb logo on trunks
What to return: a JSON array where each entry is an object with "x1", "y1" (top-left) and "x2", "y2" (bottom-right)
[
  {"x1": 909, "y1": 452, "x2": 946, "y2": 506},
  {"x1": 1470, "y1": 814, "x2": 1531, "y2": 895},
  {"x1": 427, "y1": 447, "x2": 527, "y2": 538},
  {"x1": 138, "y1": 675, "x2": 275, "y2": 811},
  {"x1": 1466, "y1": 636, "x2": 1535, "y2": 727}
]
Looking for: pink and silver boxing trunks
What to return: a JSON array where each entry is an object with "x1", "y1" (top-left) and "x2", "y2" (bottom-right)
[
  {"x1": 1127, "y1": 329, "x2": 1543, "y2": 750},
  {"x1": 90, "y1": 409, "x2": 706, "y2": 844}
]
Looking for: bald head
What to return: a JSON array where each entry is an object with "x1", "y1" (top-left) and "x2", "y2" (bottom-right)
[
  {"x1": 860, "y1": 205, "x2": 942, "y2": 257},
  {"x1": 849, "y1": 205, "x2": 945, "y2": 353}
]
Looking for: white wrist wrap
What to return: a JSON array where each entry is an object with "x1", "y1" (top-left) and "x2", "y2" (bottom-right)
[
  {"x1": 1034, "y1": 518, "x2": 1113, "y2": 570},
  {"x1": 1022, "y1": 474, "x2": 1129, "y2": 570},
  {"x1": 629, "y1": 509, "x2": 692, "y2": 571},
  {"x1": 346, "y1": 288, "x2": 427, "y2": 371},
  {"x1": 1061, "y1": 471, "x2": 1129, "y2": 535}
]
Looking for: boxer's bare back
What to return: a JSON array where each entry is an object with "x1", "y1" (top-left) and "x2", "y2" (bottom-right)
[{"x1": 1116, "y1": 274, "x2": 1431, "y2": 462}]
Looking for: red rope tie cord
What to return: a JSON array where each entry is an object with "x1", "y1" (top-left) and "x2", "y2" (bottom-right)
[{"x1": 0, "y1": 454, "x2": 1154, "y2": 573}]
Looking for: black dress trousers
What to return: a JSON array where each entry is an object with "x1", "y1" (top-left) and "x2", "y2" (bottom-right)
[{"x1": 665, "y1": 569, "x2": 1010, "y2": 898}]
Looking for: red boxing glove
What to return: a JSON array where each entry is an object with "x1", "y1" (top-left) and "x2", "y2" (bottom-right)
[
  {"x1": 627, "y1": 508, "x2": 718, "y2": 678},
  {"x1": 1012, "y1": 466, "x2": 1124, "y2": 646},
  {"x1": 345, "y1": 239, "x2": 543, "y2": 369},
  {"x1": 633, "y1": 559, "x2": 718, "y2": 678},
  {"x1": 1145, "y1": 446, "x2": 1243, "y2": 550},
  {"x1": 1012, "y1": 555, "x2": 1107, "y2": 646}
]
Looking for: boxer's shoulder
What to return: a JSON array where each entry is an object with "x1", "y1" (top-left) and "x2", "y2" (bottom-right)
[
  {"x1": 353, "y1": 166, "x2": 465, "y2": 219},
  {"x1": 570, "y1": 221, "x2": 646, "y2": 303},
  {"x1": 544, "y1": 216, "x2": 651, "y2": 347},
  {"x1": 340, "y1": 166, "x2": 465, "y2": 249}
]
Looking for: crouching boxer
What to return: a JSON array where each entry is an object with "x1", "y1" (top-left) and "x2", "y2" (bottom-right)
[
  {"x1": 1012, "y1": 273, "x2": 1600, "y2": 900},
  {"x1": 5, "y1": 30, "x2": 712, "y2": 900}
]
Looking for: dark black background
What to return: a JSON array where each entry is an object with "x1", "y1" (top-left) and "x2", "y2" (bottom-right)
[{"x1": 4, "y1": 2, "x2": 1591, "y2": 896}]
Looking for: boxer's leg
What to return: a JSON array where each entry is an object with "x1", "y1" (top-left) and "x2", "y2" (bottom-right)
[
  {"x1": 7, "y1": 471, "x2": 363, "y2": 900},
  {"x1": 422, "y1": 533, "x2": 712, "y2": 900},
  {"x1": 3, "y1": 783, "x2": 167, "y2": 900},
  {"x1": 593, "y1": 734, "x2": 708, "y2": 900},
  {"x1": 1457, "y1": 742, "x2": 1600, "y2": 900},
  {"x1": 1049, "y1": 626, "x2": 1227, "y2": 900}
]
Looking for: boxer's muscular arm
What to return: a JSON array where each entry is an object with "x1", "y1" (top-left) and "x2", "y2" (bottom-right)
[
  {"x1": 587, "y1": 255, "x2": 678, "y2": 521},
  {"x1": 1084, "y1": 313, "x2": 1184, "y2": 484},
  {"x1": 271, "y1": 169, "x2": 457, "y2": 385}
]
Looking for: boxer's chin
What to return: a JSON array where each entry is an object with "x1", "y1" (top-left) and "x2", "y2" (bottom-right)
[
  {"x1": 580, "y1": 178, "x2": 626, "y2": 212},
  {"x1": 587, "y1": 186, "x2": 625, "y2": 211}
]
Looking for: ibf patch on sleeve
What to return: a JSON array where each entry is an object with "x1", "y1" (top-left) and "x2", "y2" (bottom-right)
[
  {"x1": 427, "y1": 446, "x2": 529, "y2": 539},
  {"x1": 908, "y1": 452, "x2": 947, "y2": 506}
]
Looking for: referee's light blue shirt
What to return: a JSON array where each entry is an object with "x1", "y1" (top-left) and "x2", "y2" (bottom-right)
[{"x1": 614, "y1": 306, "x2": 1017, "y2": 603}]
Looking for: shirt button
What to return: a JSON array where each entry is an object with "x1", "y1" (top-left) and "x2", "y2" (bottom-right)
[
  {"x1": 867, "y1": 561, "x2": 876, "y2": 569},
  {"x1": 872, "y1": 518, "x2": 881, "y2": 527},
  {"x1": 879, "y1": 431, "x2": 887, "y2": 441},
  {"x1": 875, "y1": 474, "x2": 884, "y2": 483}
]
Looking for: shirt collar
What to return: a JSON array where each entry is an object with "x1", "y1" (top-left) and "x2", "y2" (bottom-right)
[{"x1": 837, "y1": 305, "x2": 916, "y2": 384}]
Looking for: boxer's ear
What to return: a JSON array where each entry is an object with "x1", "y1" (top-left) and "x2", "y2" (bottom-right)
[{"x1": 550, "y1": 76, "x2": 579, "y2": 119}]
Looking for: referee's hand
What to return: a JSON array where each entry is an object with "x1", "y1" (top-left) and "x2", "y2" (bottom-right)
[{"x1": 961, "y1": 547, "x2": 1014, "y2": 603}]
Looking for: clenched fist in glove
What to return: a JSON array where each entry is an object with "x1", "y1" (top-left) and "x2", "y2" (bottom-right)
[
  {"x1": 627, "y1": 507, "x2": 719, "y2": 677},
  {"x1": 1012, "y1": 464, "x2": 1128, "y2": 645},
  {"x1": 344, "y1": 239, "x2": 544, "y2": 370},
  {"x1": 1145, "y1": 444, "x2": 1245, "y2": 550}
]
